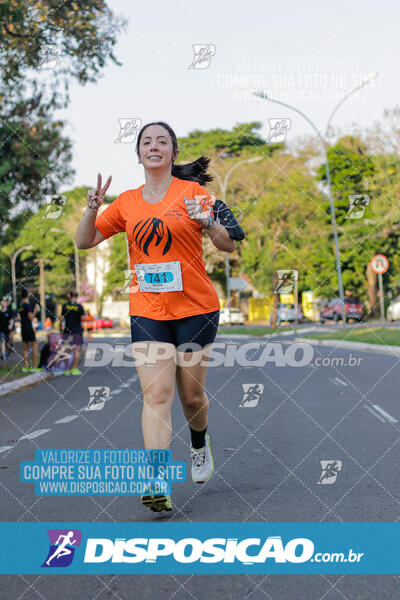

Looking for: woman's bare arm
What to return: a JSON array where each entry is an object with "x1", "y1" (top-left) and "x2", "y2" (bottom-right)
[
  {"x1": 204, "y1": 221, "x2": 236, "y2": 252},
  {"x1": 75, "y1": 173, "x2": 111, "y2": 249},
  {"x1": 76, "y1": 208, "x2": 106, "y2": 249}
]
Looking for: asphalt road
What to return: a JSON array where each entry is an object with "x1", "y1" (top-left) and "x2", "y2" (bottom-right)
[{"x1": 1, "y1": 332, "x2": 400, "y2": 599}]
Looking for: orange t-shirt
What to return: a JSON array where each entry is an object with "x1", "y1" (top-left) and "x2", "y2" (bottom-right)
[{"x1": 95, "y1": 176, "x2": 221, "y2": 320}]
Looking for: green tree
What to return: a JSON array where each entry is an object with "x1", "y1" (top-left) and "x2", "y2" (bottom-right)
[
  {"x1": 315, "y1": 135, "x2": 400, "y2": 315},
  {"x1": 177, "y1": 122, "x2": 280, "y2": 160},
  {"x1": 0, "y1": 1, "x2": 125, "y2": 94},
  {"x1": 1, "y1": 186, "x2": 114, "y2": 304},
  {"x1": 102, "y1": 233, "x2": 128, "y2": 300},
  {"x1": 316, "y1": 137, "x2": 375, "y2": 225},
  {"x1": 0, "y1": 0, "x2": 126, "y2": 243},
  {"x1": 240, "y1": 153, "x2": 327, "y2": 305},
  {"x1": 0, "y1": 104, "x2": 74, "y2": 243}
]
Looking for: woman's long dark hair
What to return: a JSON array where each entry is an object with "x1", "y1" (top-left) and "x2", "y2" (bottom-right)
[{"x1": 135, "y1": 121, "x2": 214, "y2": 186}]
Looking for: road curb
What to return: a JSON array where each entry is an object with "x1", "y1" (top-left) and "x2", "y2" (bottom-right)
[
  {"x1": 0, "y1": 371, "x2": 62, "y2": 398},
  {"x1": 86, "y1": 332, "x2": 130, "y2": 338},
  {"x1": 295, "y1": 337, "x2": 400, "y2": 357}
]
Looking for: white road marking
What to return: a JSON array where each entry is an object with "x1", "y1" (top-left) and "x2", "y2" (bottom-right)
[
  {"x1": 372, "y1": 404, "x2": 398, "y2": 423},
  {"x1": 329, "y1": 378, "x2": 340, "y2": 386},
  {"x1": 364, "y1": 405, "x2": 386, "y2": 423},
  {"x1": 54, "y1": 415, "x2": 79, "y2": 424},
  {"x1": 334, "y1": 377, "x2": 347, "y2": 386},
  {"x1": 1, "y1": 375, "x2": 140, "y2": 446},
  {"x1": 19, "y1": 429, "x2": 51, "y2": 440}
]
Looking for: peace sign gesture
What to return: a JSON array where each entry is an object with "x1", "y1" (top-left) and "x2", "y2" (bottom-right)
[{"x1": 86, "y1": 173, "x2": 112, "y2": 210}]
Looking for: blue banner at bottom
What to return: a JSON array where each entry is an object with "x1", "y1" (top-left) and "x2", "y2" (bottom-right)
[{"x1": 0, "y1": 522, "x2": 399, "y2": 574}]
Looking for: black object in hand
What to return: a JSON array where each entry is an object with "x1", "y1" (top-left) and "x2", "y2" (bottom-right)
[{"x1": 212, "y1": 200, "x2": 245, "y2": 241}]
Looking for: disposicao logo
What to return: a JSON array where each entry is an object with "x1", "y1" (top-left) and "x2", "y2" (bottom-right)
[
  {"x1": 42, "y1": 529, "x2": 82, "y2": 567},
  {"x1": 83, "y1": 536, "x2": 314, "y2": 564}
]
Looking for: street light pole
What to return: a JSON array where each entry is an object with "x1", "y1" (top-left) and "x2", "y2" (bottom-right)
[
  {"x1": 32, "y1": 257, "x2": 47, "y2": 327},
  {"x1": 253, "y1": 74, "x2": 377, "y2": 327},
  {"x1": 51, "y1": 228, "x2": 80, "y2": 295},
  {"x1": 11, "y1": 245, "x2": 33, "y2": 307},
  {"x1": 210, "y1": 156, "x2": 263, "y2": 318},
  {"x1": 325, "y1": 73, "x2": 377, "y2": 136},
  {"x1": 38, "y1": 258, "x2": 46, "y2": 327}
]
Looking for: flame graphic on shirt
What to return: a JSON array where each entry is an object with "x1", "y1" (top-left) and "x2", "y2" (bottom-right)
[{"x1": 133, "y1": 218, "x2": 172, "y2": 256}]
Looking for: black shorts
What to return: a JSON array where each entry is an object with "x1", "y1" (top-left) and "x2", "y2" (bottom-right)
[
  {"x1": 130, "y1": 310, "x2": 220, "y2": 350},
  {"x1": 21, "y1": 328, "x2": 36, "y2": 343}
]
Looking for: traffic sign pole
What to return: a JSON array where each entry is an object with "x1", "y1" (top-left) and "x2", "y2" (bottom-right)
[
  {"x1": 370, "y1": 254, "x2": 389, "y2": 323},
  {"x1": 378, "y1": 272, "x2": 385, "y2": 322}
]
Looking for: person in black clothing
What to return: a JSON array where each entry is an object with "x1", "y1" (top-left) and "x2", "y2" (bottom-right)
[
  {"x1": 0, "y1": 298, "x2": 12, "y2": 360},
  {"x1": 5, "y1": 296, "x2": 16, "y2": 354},
  {"x1": 38, "y1": 333, "x2": 51, "y2": 369},
  {"x1": 18, "y1": 288, "x2": 38, "y2": 371},
  {"x1": 45, "y1": 294, "x2": 57, "y2": 327},
  {"x1": 60, "y1": 291, "x2": 85, "y2": 375}
]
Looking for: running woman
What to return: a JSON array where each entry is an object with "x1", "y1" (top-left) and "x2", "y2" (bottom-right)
[{"x1": 76, "y1": 121, "x2": 237, "y2": 513}]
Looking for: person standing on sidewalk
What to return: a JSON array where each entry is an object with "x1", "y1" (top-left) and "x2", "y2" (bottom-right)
[
  {"x1": 75, "y1": 121, "x2": 244, "y2": 513},
  {"x1": 60, "y1": 291, "x2": 85, "y2": 376},
  {"x1": 5, "y1": 296, "x2": 16, "y2": 355},
  {"x1": 0, "y1": 298, "x2": 11, "y2": 361},
  {"x1": 18, "y1": 288, "x2": 39, "y2": 372}
]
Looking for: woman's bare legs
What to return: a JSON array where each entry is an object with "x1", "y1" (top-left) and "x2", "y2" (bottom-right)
[
  {"x1": 132, "y1": 341, "x2": 177, "y2": 449},
  {"x1": 32, "y1": 341, "x2": 38, "y2": 367},
  {"x1": 176, "y1": 344, "x2": 213, "y2": 432},
  {"x1": 22, "y1": 342, "x2": 29, "y2": 367}
]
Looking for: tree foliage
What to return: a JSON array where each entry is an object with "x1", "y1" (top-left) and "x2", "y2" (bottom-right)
[
  {"x1": 0, "y1": 0, "x2": 126, "y2": 244},
  {"x1": 315, "y1": 135, "x2": 400, "y2": 311},
  {"x1": 1, "y1": 186, "x2": 96, "y2": 302},
  {"x1": 176, "y1": 122, "x2": 280, "y2": 161},
  {"x1": 0, "y1": 0, "x2": 126, "y2": 93}
]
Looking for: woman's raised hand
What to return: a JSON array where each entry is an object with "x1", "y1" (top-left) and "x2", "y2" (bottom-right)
[
  {"x1": 183, "y1": 196, "x2": 210, "y2": 227},
  {"x1": 87, "y1": 173, "x2": 112, "y2": 210}
]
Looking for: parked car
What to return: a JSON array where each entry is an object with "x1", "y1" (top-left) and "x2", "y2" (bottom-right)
[
  {"x1": 320, "y1": 297, "x2": 364, "y2": 323},
  {"x1": 269, "y1": 303, "x2": 303, "y2": 326},
  {"x1": 387, "y1": 297, "x2": 400, "y2": 321},
  {"x1": 85, "y1": 315, "x2": 114, "y2": 330},
  {"x1": 219, "y1": 307, "x2": 245, "y2": 326},
  {"x1": 96, "y1": 317, "x2": 114, "y2": 328}
]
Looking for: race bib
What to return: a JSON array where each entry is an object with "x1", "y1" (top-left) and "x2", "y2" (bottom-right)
[{"x1": 134, "y1": 261, "x2": 183, "y2": 293}]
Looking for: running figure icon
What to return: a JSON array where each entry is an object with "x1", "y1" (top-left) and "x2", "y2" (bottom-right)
[
  {"x1": 45, "y1": 531, "x2": 77, "y2": 566},
  {"x1": 47, "y1": 336, "x2": 75, "y2": 368}
]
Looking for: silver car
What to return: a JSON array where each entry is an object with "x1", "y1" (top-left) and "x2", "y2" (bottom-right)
[
  {"x1": 270, "y1": 303, "x2": 303, "y2": 326},
  {"x1": 387, "y1": 297, "x2": 400, "y2": 321},
  {"x1": 219, "y1": 308, "x2": 245, "y2": 326}
]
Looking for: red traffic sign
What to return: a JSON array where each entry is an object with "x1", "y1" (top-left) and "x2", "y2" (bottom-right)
[{"x1": 370, "y1": 254, "x2": 389, "y2": 274}]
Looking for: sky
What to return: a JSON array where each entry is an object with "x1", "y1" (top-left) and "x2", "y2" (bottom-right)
[{"x1": 56, "y1": 0, "x2": 400, "y2": 195}]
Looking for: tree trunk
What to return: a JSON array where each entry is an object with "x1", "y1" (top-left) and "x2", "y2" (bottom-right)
[{"x1": 366, "y1": 262, "x2": 377, "y2": 318}]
